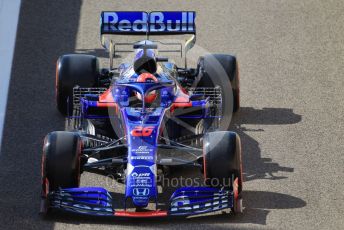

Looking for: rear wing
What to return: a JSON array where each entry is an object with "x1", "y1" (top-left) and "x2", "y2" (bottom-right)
[
  {"x1": 100, "y1": 11, "x2": 195, "y2": 35},
  {"x1": 100, "y1": 11, "x2": 196, "y2": 68}
]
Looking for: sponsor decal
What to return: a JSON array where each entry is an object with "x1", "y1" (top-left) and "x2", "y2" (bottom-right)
[
  {"x1": 131, "y1": 172, "x2": 150, "y2": 178},
  {"x1": 132, "y1": 145, "x2": 152, "y2": 155},
  {"x1": 172, "y1": 198, "x2": 190, "y2": 207},
  {"x1": 130, "y1": 156, "x2": 154, "y2": 160},
  {"x1": 130, "y1": 171, "x2": 153, "y2": 188},
  {"x1": 101, "y1": 11, "x2": 195, "y2": 34},
  {"x1": 133, "y1": 188, "x2": 150, "y2": 196},
  {"x1": 133, "y1": 196, "x2": 149, "y2": 201},
  {"x1": 131, "y1": 183, "x2": 150, "y2": 188}
]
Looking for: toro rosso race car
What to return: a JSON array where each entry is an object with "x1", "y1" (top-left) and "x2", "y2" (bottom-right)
[{"x1": 40, "y1": 11, "x2": 243, "y2": 218}]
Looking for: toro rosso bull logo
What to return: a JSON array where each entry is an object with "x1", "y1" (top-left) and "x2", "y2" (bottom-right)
[{"x1": 101, "y1": 11, "x2": 195, "y2": 34}]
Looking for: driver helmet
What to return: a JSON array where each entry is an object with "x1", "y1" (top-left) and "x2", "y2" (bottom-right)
[{"x1": 135, "y1": 73, "x2": 158, "y2": 103}]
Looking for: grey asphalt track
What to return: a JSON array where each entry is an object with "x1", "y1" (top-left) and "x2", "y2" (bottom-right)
[{"x1": 0, "y1": 0, "x2": 343, "y2": 229}]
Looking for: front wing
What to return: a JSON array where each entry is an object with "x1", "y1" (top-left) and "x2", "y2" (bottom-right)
[{"x1": 45, "y1": 186, "x2": 233, "y2": 218}]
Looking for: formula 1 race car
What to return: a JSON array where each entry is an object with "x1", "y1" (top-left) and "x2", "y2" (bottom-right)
[{"x1": 40, "y1": 11, "x2": 243, "y2": 218}]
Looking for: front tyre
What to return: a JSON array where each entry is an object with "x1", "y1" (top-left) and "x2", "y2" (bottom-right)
[
  {"x1": 40, "y1": 131, "x2": 82, "y2": 214},
  {"x1": 203, "y1": 131, "x2": 243, "y2": 213},
  {"x1": 41, "y1": 131, "x2": 82, "y2": 193}
]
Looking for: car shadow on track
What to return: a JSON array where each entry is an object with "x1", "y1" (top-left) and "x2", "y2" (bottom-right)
[
  {"x1": 231, "y1": 107, "x2": 302, "y2": 181},
  {"x1": 47, "y1": 107, "x2": 305, "y2": 227}
]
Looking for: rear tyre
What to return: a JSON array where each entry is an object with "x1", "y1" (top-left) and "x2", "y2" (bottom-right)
[
  {"x1": 203, "y1": 131, "x2": 243, "y2": 213},
  {"x1": 56, "y1": 54, "x2": 100, "y2": 115},
  {"x1": 197, "y1": 54, "x2": 240, "y2": 113}
]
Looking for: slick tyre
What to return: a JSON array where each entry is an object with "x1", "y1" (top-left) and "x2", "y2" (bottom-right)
[
  {"x1": 42, "y1": 131, "x2": 82, "y2": 193},
  {"x1": 197, "y1": 54, "x2": 240, "y2": 114},
  {"x1": 56, "y1": 54, "x2": 100, "y2": 115},
  {"x1": 203, "y1": 131, "x2": 243, "y2": 213}
]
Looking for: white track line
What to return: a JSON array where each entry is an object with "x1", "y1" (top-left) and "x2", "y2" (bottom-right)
[{"x1": 0, "y1": 0, "x2": 21, "y2": 153}]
